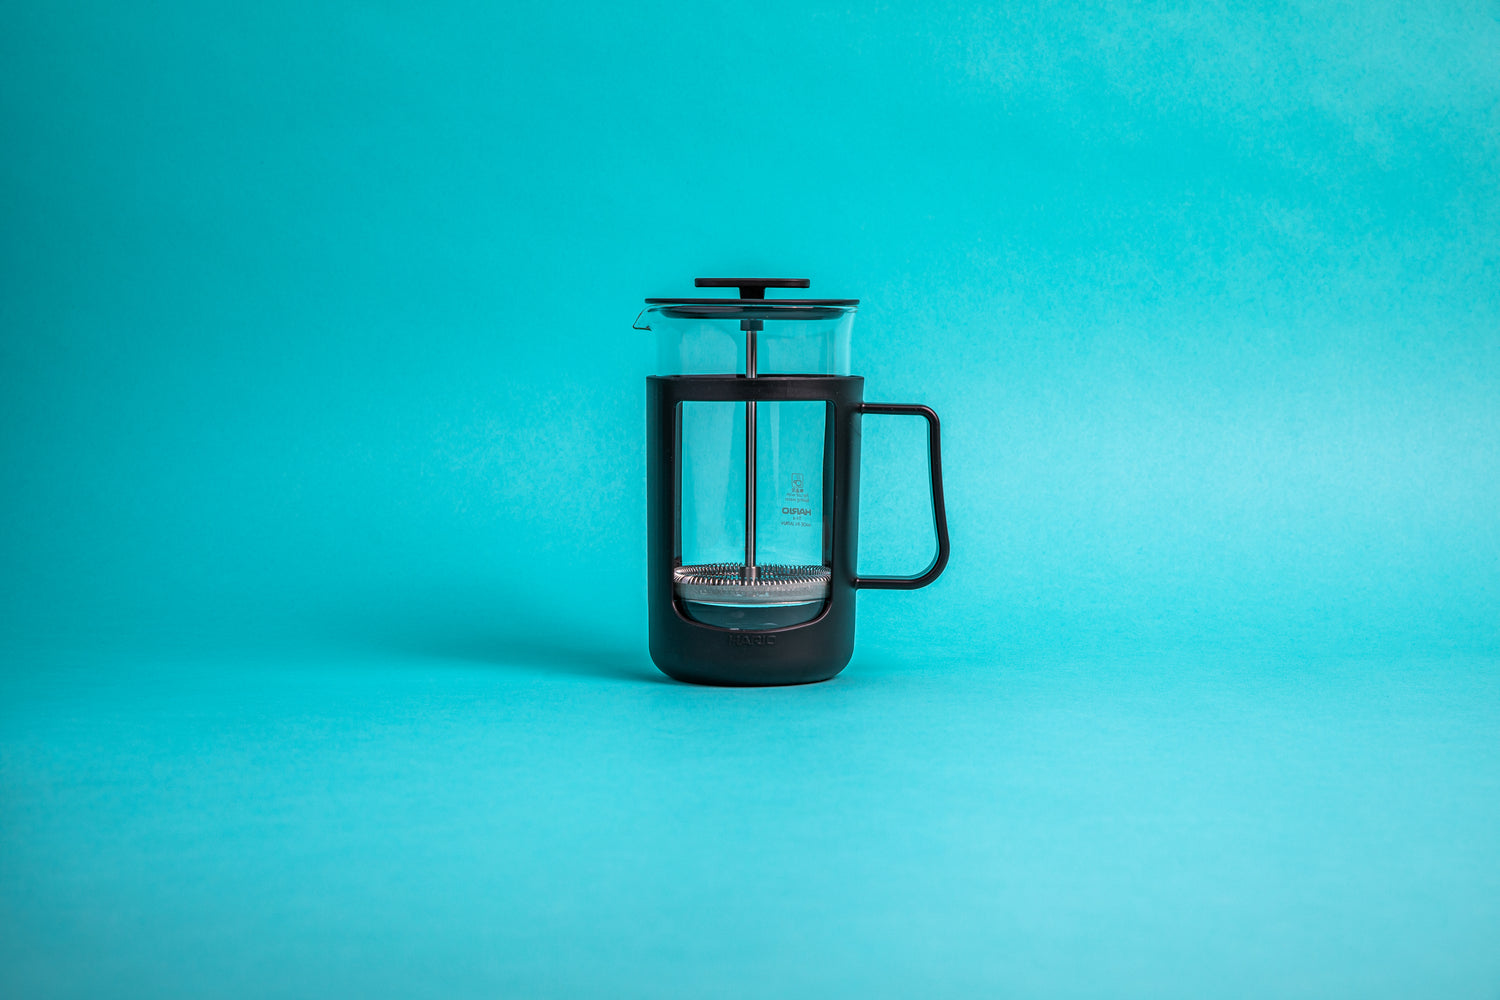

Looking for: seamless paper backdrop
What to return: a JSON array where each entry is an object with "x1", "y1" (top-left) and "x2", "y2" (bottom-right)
[
  {"x1": 2, "y1": 1, "x2": 1498, "y2": 997},
  {"x1": 2, "y1": 0, "x2": 1496, "y2": 654}
]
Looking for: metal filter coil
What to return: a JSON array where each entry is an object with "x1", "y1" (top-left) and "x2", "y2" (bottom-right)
[{"x1": 674, "y1": 563, "x2": 831, "y2": 606}]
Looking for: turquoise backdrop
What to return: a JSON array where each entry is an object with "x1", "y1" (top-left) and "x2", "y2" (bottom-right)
[{"x1": 3, "y1": 1, "x2": 1497, "y2": 997}]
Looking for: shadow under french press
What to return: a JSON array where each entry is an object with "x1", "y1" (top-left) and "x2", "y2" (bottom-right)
[
  {"x1": 325, "y1": 589, "x2": 666, "y2": 684},
  {"x1": 399, "y1": 628, "x2": 666, "y2": 684}
]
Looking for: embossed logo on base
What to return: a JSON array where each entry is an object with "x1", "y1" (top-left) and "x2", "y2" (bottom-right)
[{"x1": 728, "y1": 634, "x2": 777, "y2": 647}]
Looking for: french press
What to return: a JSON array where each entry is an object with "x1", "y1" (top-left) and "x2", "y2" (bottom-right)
[{"x1": 637, "y1": 278, "x2": 949, "y2": 686}]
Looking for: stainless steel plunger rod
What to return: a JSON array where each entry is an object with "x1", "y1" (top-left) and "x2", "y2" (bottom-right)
[{"x1": 744, "y1": 327, "x2": 758, "y2": 581}]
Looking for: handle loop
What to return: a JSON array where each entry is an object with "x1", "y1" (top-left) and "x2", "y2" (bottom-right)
[{"x1": 854, "y1": 403, "x2": 950, "y2": 590}]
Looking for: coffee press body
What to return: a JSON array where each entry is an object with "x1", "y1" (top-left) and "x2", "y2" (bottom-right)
[{"x1": 637, "y1": 279, "x2": 948, "y2": 686}]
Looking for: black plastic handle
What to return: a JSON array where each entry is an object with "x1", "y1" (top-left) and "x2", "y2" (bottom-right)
[
  {"x1": 695, "y1": 277, "x2": 810, "y2": 300},
  {"x1": 854, "y1": 403, "x2": 950, "y2": 590}
]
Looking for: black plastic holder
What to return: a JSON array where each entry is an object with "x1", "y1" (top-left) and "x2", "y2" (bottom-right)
[{"x1": 646, "y1": 374, "x2": 948, "y2": 686}]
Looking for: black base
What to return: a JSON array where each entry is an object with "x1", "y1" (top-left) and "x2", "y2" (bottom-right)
[{"x1": 647, "y1": 375, "x2": 865, "y2": 686}]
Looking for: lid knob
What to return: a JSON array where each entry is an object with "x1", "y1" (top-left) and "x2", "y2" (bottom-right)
[{"x1": 695, "y1": 277, "x2": 810, "y2": 301}]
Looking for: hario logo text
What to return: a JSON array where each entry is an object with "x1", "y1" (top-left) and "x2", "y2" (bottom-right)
[{"x1": 728, "y1": 634, "x2": 776, "y2": 646}]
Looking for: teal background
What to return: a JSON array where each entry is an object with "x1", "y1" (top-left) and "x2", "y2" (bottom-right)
[{"x1": 2, "y1": 1, "x2": 1497, "y2": 996}]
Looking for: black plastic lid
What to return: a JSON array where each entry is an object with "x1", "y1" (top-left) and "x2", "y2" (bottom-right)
[{"x1": 644, "y1": 278, "x2": 858, "y2": 320}]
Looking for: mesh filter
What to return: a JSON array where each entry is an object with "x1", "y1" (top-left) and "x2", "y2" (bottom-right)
[{"x1": 674, "y1": 563, "x2": 831, "y2": 606}]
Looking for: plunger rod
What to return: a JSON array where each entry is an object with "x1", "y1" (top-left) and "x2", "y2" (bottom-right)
[{"x1": 744, "y1": 329, "x2": 757, "y2": 581}]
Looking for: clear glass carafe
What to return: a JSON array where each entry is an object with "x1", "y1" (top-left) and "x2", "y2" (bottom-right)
[{"x1": 635, "y1": 280, "x2": 857, "y2": 629}]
